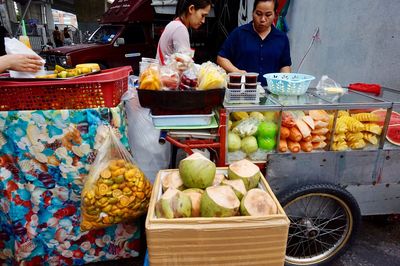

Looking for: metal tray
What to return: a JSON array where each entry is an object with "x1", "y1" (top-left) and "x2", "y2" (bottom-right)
[{"x1": 150, "y1": 111, "x2": 215, "y2": 127}]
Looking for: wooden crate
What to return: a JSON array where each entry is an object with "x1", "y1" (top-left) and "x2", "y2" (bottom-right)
[{"x1": 145, "y1": 168, "x2": 289, "y2": 266}]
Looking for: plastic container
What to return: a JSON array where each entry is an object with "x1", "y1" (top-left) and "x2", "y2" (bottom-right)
[
  {"x1": 150, "y1": 111, "x2": 214, "y2": 127},
  {"x1": 264, "y1": 73, "x2": 315, "y2": 96},
  {"x1": 0, "y1": 66, "x2": 132, "y2": 111},
  {"x1": 245, "y1": 83, "x2": 258, "y2": 89},
  {"x1": 227, "y1": 83, "x2": 242, "y2": 90},
  {"x1": 137, "y1": 88, "x2": 225, "y2": 115},
  {"x1": 228, "y1": 72, "x2": 243, "y2": 84},
  {"x1": 245, "y1": 72, "x2": 259, "y2": 83}
]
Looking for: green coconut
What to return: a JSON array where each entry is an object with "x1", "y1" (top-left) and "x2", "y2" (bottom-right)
[
  {"x1": 155, "y1": 188, "x2": 192, "y2": 219},
  {"x1": 221, "y1": 179, "x2": 247, "y2": 200},
  {"x1": 179, "y1": 152, "x2": 216, "y2": 189},
  {"x1": 162, "y1": 171, "x2": 185, "y2": 192},
  {"x1": 212, "y1": 173, "x2": 226, "y2": 186},
  {"x1": 240, "y1": 188, "x2": 277, "y2": 216},
  {"x1": 182, "y1": 188, "x2": 204, "y2": 217},
  {"x1": 228, "y1": 159, "x2": 261, "y2": 190},
  {"x1": 200, "y1": 185, "x2": 240, "y2": 217}
]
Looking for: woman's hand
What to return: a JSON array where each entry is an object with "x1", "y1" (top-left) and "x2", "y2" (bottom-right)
[{"x1": 1, "y1": 54, "x2": 43, "y2": 73}]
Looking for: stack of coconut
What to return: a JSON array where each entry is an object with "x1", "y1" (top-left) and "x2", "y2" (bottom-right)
[{"x1": 155, "y1": 153, "x2": 277, "y2": 218}]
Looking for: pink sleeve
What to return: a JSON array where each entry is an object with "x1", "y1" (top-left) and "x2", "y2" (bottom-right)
[{"x1": 171, "y1": 24, "x2": 191, "y2": 53}]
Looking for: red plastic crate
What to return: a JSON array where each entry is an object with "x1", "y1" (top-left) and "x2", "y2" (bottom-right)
[{"x1": 0, "y1": 66, "x2": 132, "y2": 111}]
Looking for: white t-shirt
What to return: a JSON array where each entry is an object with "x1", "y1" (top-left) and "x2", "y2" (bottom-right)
[{"x1": 156, "y1": 20, "x2": 190, "y2": 64}]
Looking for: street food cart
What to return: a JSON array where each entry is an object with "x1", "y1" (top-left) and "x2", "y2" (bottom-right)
[{"x1": 158, "y1": 87, "x2": 400, "y2": 265}]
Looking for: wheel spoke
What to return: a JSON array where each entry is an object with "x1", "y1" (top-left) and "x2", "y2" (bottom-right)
[
  {"x1": 318, "y1": 213, "x2": 346, "y2": 232},
  {"x1": 314, "y1": 198, "x2": 332, "y2": 222},
  {"x1": 314, "y1": 237, "x2": 333, "y2": 251},
  {"x1": 318, "y1": 225, "x2": 347, "y2": 238}
]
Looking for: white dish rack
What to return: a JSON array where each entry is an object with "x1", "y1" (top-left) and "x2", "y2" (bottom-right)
[{"x1": 225, "y1": 87, "x2": 261, "y2": 104}]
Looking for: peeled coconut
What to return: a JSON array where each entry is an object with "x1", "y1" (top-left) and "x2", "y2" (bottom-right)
[
  {"x1": 200, "y1": 185, "x2": 240, "y2": 217},
  {"x1": 221, "y1": 179, "x2": 247, "y2": 200},
  {"x1": 179, "y1": 152, "x2": 216, "y2": 189},
  {"x1": 228, "y1": 159, "x2": 261, "y2": 190},
  {"x1": 155, "y1": 188, "x2": 192, "y2": 219},
  {"x1": 162, "y1": 171, "x2": 185, "y2": 192},
  {"x1": 240, "y1": 188, "x2": 277, "y2": 216},
  {"x1": 212, "y1": 173, "x2": 226, "y2": 186},
  {"x1": 182, "y1": 188, "x2": 204, "y2": 217}
]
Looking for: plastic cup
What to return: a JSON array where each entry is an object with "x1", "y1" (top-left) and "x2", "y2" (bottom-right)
[
  {"x1": 228, "y1": 83, "x2": 242, "y2": 90},
  {"x1": 19, "y1": 36, "x2": 32, "y2": 49},
  {"x1": 245, "y1": 83, "x2": 257, "y2": 90},
  {"x1": 245, "y1": 72, "x2": 259, "y2": 84},
  {"x1": 228, "y1": 72, "x2": 243, "y2": 84}
]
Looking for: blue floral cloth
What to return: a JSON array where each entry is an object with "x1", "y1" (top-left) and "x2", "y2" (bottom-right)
[{"x1": 0, "y1": 104, "x2": 142, "y2": 265}]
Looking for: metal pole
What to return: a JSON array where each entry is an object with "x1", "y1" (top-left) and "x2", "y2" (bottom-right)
[{"x1": 14, "y1": 0, "x2": 33, "y2": 36}]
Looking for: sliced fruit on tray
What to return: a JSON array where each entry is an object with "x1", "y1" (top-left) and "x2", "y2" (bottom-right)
[
  {"x1": 371, "y1": 109, "x2": 400, "y2": 126},
  {"x1": 386, "y1": 124, "x2": 400, "y2": 146}
]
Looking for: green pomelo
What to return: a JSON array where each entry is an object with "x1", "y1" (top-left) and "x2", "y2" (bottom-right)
[
  {"x1": 228, "y1": 132, "x2": 241, "y2": 152},
  {"x1": 179, "y1": 152, "x2": 216, "y2": 189},
  {"x1": 200, "y1": 185, "x2": 240, "y2": 217},
  {"x1": 182, "y1": 188, "x2": 204, "y2": 217},
  {"x1": 162, "y1": 171, "x2": 185, "y2": 192},
  {"x1": 221, "y1": 179, "x2": 247, "y2": 200},
  {"x1": 228, "y1": 159, "x2": 261, "y2": 190},
  {"x1": 240, "y1": 188, "x2": 277, "y2": 216},
  {"x1": 155, "y1": 188, "x2": 192, "y2": 219},
  {"x1": 257, "y1": 136, "x2": 276, "y2": 151},
  {"x1": 241, "y1": 136, "x2": 258, "y2": 154},
  {"x1": 212, "y1": 173, "x2": 226, "y2": 186},
  {"x1": 257, "y1": 121, "x2": 278, "y2": 138}
]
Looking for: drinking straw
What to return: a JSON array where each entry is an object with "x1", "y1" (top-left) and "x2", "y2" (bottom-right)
[{"x1": 21, "y1": 19, "x2": 27, "y2": 36}]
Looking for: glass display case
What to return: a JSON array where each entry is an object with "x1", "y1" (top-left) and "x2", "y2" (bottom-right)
[{"x1": 224, "y1": 89, "x2": 393, "y2": 163}]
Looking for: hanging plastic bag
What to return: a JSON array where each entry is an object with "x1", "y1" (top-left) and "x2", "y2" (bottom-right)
[
  {"x1": 80, "y1": 125, "x2": 152, "y2": 231},
  {"x1": 123, "y1": 85, "x2": 171, "y2": 183},
  {"x1": 316, "y1": 75, "x2": 346, "y2": 94}
]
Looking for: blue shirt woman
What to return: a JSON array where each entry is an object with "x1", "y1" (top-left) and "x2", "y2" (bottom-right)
[{"x1": 217, "y1": 0, "x2": 291, "y2": 85}]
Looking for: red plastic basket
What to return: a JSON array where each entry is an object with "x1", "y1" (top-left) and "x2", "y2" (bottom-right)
[{"x1": 0, "y1": 66, "x2": 132, "y2": 111}]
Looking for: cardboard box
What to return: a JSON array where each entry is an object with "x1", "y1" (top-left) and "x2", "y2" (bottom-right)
[{"x1": 145, "y1": 168, "x2": 289, "y2": 266}]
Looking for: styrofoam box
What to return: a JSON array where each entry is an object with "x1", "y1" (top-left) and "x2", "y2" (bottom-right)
[
  {"x1": 145, "y1": 168, "x2": 290, "y2": 266},
  {"x1": 150, "y1": 111, "x2": 214, "y2": 127}
]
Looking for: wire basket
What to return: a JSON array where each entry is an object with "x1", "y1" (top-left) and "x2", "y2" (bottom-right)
[
  {"x1": 225, "y1": 88, "x2": 260, "y2": 104},
  {"x1": 0, "y1": 66, "x2": 132, "y2": 111},
  {"x1": 264, "y1": 73, "x2": 315, "y2": 96}
]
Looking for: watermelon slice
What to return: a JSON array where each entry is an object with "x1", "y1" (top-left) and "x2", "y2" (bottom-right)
[
  {"x1": 371, "y1": 109, "x2": 400, "y2": 126},
  {"x1": 386, "y1": 124, "x2": 400, "y2": 146}
]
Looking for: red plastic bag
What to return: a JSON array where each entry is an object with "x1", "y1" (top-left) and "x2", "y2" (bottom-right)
[{"x1": 349, "y1": 83, "x2": 381, "y2": 96}]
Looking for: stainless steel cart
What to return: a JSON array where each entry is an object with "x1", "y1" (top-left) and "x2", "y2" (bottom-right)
[{"x1": 224, "y1": 88, "x2": 400, "y2": 266}]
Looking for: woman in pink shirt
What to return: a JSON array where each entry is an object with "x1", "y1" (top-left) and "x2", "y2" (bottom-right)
[{"x1": 156, "y1": 0, "x2": 212, "y2": 65}]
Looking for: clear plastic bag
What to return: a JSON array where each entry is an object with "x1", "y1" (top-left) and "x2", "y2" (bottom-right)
[
  {"x1": 80, "y1": 125, "x2": 152, "y2": 231},
  {"x1": 159, "y1": 65, "x2": 179, "y2": 90},
  {"x1": 123, "y1": 87, "x2": 171, "y2": 183},
  {"x1": 316, "y1": 75, "x2": 346, "y2": 94}
]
